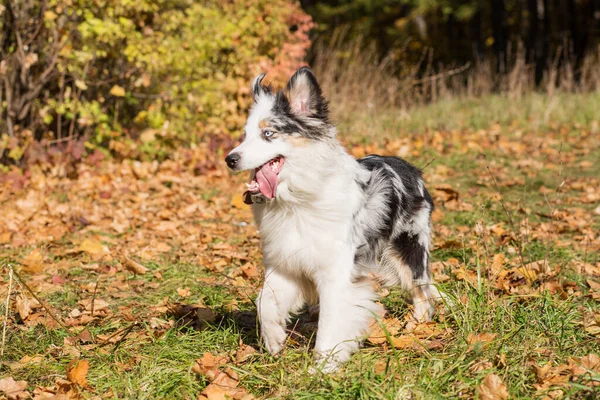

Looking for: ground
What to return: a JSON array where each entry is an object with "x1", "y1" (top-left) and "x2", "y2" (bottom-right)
[{"x1": 1, "y1": 94, "x2": 600, "y2": 399}]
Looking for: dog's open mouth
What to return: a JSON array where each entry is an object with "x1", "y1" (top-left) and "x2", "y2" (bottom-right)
[{"x1": 243, "y1": 156, "x2": 284, "y2": 204}]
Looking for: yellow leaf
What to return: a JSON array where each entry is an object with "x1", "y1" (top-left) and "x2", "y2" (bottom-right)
[
  {"x1": 67, "y1": 359, "x2": 89, "y2": 387},
  {"x1": 231, "y1": 193, "x2": 246, "y2": 209},
  {"x1": 110, "y1": 85, "x2": 126, "y2": 97},
  {"x1": 80, "y1": 239, "x2": 109, "y2": 255}
]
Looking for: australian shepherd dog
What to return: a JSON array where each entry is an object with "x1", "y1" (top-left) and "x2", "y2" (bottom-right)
[{"x1": 225, "y1": 67, "x2": 440, "y2": 372}]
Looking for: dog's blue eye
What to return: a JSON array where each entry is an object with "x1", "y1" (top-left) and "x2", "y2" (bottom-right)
[{"x1": 263, "y1": 130, "x2": 274, "y2": 137}]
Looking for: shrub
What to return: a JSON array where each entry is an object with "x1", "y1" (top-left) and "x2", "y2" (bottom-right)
[{"x1": 0, "y1": 0, "x2": 313, "y2": 165}]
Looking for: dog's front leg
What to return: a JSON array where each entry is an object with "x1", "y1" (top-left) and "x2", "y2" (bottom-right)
[
  {"x1": 257, "y1": 268, "x2": 304, "y2": 355},
  {"x1": 313, "y1": 254, "x2": 381, "y2": 372}
]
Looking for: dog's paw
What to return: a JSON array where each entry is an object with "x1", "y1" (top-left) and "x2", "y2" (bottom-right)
[
  {"x1": 310, "y1": 356, "x2": 342, "y2": 374},
  {"x1": 261, "y1": 325, "x2": 287, "y2": 355}
]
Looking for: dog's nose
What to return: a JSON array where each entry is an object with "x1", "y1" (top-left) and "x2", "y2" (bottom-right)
[{"x1": 225, "y1": 153, "x2": 241, "y2": 169}]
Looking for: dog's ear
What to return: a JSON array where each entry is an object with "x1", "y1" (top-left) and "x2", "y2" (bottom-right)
[
  {"x1": 284, "y1": 67, "x2": 328, "y2": 119},
  {"x1": 251, "y1": 72, "x2": 272, "y2": 101}
]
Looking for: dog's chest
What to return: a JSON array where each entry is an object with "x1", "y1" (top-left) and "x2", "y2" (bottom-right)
[{"x1": 256, "y1": 205, "x2": 349, "y2": 273}]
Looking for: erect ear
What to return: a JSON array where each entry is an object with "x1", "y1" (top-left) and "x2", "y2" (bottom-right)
[
  {"x1": 284, "y1": 67, "x2": 328, "y2": 119},
  {"x1": 251, "y1": 72, "x2": 272, "y2": 101}
]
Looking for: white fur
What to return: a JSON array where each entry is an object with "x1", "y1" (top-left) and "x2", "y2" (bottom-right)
[{"x1": 251, "y1": 140, "x2": 383, "y2": 371}]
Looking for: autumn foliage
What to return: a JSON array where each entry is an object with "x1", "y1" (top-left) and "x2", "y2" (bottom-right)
[{"x1": 0, "y1": 0, "x2": 312, "y2": 166}]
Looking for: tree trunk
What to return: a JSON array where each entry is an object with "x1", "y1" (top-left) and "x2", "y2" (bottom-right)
[{"x1": 491, "y1": 0, "x2": 508, "y2": 73}]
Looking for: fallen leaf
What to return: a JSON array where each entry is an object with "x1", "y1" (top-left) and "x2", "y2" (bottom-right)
[
  {"x1": 192, "y1": 352, "x2": 229, "y2": 380},
  {"x1": 79, "y1": 239, "x2": 109, "y2": 256},
  {"x1": 587, "y1": 280, "x2": 600, "y2": 290},
  {"x1": 66, "y1": 359, "x2": 89, "y2": 387},
  {"x1": 240, "y1": 263, "x2": 259, "y2": 279},
  {"x1": 231, "y1": 193, "x2": 246, "y2": 209},
  {"x1": 478, "y1": 373, "x2": 509, "y2": 400},
  {"x1": 579, "y1": 353, "x2": 600, "y2": 372},
  {"x1": 367, "y1": 316, "x2": 403, "y2": 344},
  {"x1": 177, "y1": 287, "x2": 191, "y2": 298},
  {"x1": 0, "y1": 377, "x2": 29, "y2": 400},
  {"x1": 22, "y1": 248, "x2": 44, "y2": 273},
  {"x1": 121, "y1": 255, "x2": 149, "y2": 275},
  {"x1": 15, "y1": 294, "x2": 39, "y2": 321},
  {"x1": 79, "y1": 298, "x2": 109, "y2": 312},
  {"x1": 467, "y1": 332, "x2": 497, "y2": 350},
  {"x1": 235, "y1": 344, "x2": 257, "y2": 364}
]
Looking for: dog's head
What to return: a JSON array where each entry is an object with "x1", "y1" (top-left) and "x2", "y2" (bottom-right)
[{"x1": 225, "y1": 67, "x2": 332, "y2": 200}]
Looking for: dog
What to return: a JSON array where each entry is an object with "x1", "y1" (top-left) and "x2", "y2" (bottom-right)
[{"x1": 225, "y1": 67, "x2": 440, "y2": 372}]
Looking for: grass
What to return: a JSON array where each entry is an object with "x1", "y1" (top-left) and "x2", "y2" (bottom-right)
[
  {"x1": 334, "y1": 91, "x2": 600, "y2": 141},
  {"x1": 2, "y1": 92, "x2": 600, "y2": 399}
]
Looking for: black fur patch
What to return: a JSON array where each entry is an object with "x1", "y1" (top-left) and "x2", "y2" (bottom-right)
[
  {"x1": 354, "y1": 155, "x2": 433, "y2": 280},
  {"x1": 393, "y1": 231, "x2": 427, "y2": 280},
  {"x1": 251, "y1": 72, "x2": 273, "y2": 101},
  {"x1": 260, "y1": 68, "x2": 332, "y2": 140},
  {"x1": 269, "y1": 91, "x2": 330, "y2": 140}
]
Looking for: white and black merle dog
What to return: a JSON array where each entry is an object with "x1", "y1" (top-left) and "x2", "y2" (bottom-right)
[{"x1": 225, "y1": 67, "x2": 440, "y2": 372}]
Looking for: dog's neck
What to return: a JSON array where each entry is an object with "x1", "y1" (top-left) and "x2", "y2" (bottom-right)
[{"x1": 266, "y1": 139, "x2": 362, "y2": 207}]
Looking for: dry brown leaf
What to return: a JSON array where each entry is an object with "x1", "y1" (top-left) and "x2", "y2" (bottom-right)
[
  {"x1": 121, "y1": 255, "x2": 149, "y2": 275},
  {"x1": 579, "y1": 353, "x2": 600, "y2": 373},
  {"x1": 78, "y1": 298, "x2": 109, "y2": 312},
  {"x1": 587, "y1": 280, "x2": 600, "y2": 290},
  {"x1": 390, "y1": 335, "x2": 421, "y2": 349},
  {"x1": 200, "y1": 368, "x2": 253, "y2": 400},
  {"x1": 31, "y1": 385, "x2": 70, "y2": 400},
  {"x1": 0, "y1": 377, "x2": 29, "y2": 400},
  {"x1": 235, "y1": 344, "x2": 257, "y2": 364},
  {"x1": 193, "y1": 353, "x2": 253, "y2": 400},
  {"x1": 66, "y1": 359, "x2": 89, "y2": 387},
  {"x1": 21, "y1": 248, "x2": 44, "y2": 273},
  {"x1": 367, "y1": 316, "x2": 404, "y2": 345},
  {"x1": 240, "y1": 263, "x2": 259, "y2": 279},
  {"x1": 478, "y1": 373, "x2": 509, "y2": 400},
  {"x1": 15, "y1": 294, "x2": 39, "y2": 321},
  {"x1": 534, "y1": 362, "x2": 553, "y2": 380},
  {"x1": 192, "y1": 352, "x2": 230, "y2": 380},
  {"x1": 467, "y1": 332, "x2": 497, "y2": 350},
  {"x1": 470, "y1": 359, "x2": 493, "y2": 373},
  {"x1": 176, "y1": 287, "x2": 191, "y2": 298}
]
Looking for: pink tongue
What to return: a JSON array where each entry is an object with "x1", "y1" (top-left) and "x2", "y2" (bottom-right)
[{"x1": 255, "y1": 163, "x2": 278, "y2": 198}]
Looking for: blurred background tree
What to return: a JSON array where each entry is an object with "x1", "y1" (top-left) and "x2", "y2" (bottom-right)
[
  {"x1": 302, "y1": 0, "x2": 599, "y2": 83},
  {"x1": 0, "y1": 0, "x2": 312, "y2": 165},
  {"x1": 0, "y1": 0, "x2": 598, "y2": 168}
]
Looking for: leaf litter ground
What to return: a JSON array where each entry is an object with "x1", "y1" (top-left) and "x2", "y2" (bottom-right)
[{"x1": 1, "y1": 122, "x2": 599, "y2": 399}]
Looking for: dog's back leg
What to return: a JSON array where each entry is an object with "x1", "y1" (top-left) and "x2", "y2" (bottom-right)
[
  {"x1": 382, "y1": 212, "x2": 440, "y2": 326},
  {"x1": 380, "y1": 245, "x2": 438, "y2": 322},
  {"x1": 257, "y1": 268, "x2": 306, "y2": 355}
]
